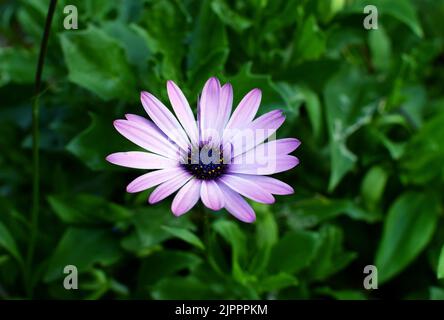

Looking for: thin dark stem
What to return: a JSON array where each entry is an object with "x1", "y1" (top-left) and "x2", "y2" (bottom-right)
[{"x1": 26, "y1": 0, "x2": 58, "y2": 297}]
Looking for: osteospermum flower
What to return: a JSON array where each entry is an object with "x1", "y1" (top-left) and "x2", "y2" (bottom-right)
[{"x1": 106, "y1": 77, "x2": 300, "y2": 223}]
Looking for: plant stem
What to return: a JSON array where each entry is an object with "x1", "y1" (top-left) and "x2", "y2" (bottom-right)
[{"x1": 26, "y1": 0, "x2": 58, "y2": 297}]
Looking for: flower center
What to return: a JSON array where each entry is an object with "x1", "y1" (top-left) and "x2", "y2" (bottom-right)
[{"x1": 182, "y1": 144, "x2": 227, "y2": 180}]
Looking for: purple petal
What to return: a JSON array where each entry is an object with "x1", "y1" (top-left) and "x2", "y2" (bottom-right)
[
  {"x1": 218, "y1": 182, "x2": 256, "y2": 223},
  {"x1": 229, "y1": 110, "x2": 285, "y2": 157},
  {"x1": 214, "y1": 83, "x2": 233, "y2": 135},
  {"x1": 229, "y1": 174, "x2": 294, "y2": 195},
  {"x1": 148, "y1": 171, "x2": 192, "y2": 204},
  {"x1": 228, "y1": 155, "x2": 299, "y2": 175},
  {"x1": 199, "y1": 77, "x2": 220, "y2": 143},
  {"x1": 114, "y1": 120, "x2": 179, "y2": 159},
  {"x1": 171, "y1": 178, "x2": 202, "y2": 216},
  {"x1": 167, "y1": 80, "x2": 199, "y2": 145},
  {"x1": 219, "y1": 174, "x2": 275, "y2": 204},
  {"x1": 225, "y1": 88, "x2": 261, "y2": 130},
  {"x1": 140, "y1": 91, "x2": 190, "y2": 150},
  {"x1": 200, "y1": 180, "x2": 224, "y2": 210},
  {"x1": 126, "y1": 167, "x2": 185, "y2": 193},
  {"x1": 232, "y1": 138, "x2": 301, "y2": 164},
  {"x1": 124, "y1": 114, "x2": 155, "y2": 127},
  {"x1": 106, "y1": 152, "x2": 178, "y2": 169}
]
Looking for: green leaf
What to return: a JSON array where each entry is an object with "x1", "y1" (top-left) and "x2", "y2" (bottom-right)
[
  {"x1": 187, "y1": 0, "x2": 228, "y2": 89},
  {"x1": 376, "y1": 192, "x2": 441, "y2": 284},
  {"x1": 140, "y1": 0, "x2": 187, "y2": 81},
  {"x1": 401, "y1": 113, "x2": 444, "y2": 185},
  {"x1": 345, "y1": 0, "x2": 423, "y2": 37},
  {"x1": 368, "y1": 26, "x2": 392, "y2": 72},
  {"x1": 121, "y1": 207, "x2": 194, "y2": 254},
  {"x1": 66, "y1": 113, "x2": 133, "y2": 171},
  {"x1": 213, "y1": 220, "x2": 247, "y2": 281},
  {"x1": 0, "y1": 48, "x2": 37, "y2": 87},
  {"x1": 48, "y1": 193, "x2": 132, "y2": 225},
  {"x1": 430, "y1": 287, "x2": 444, "y2": 300},
  {"x1": 249, "y1": 204, "x2": 278, "y2": 275},
  {"x1": 257, "y1": 273, "x2": 298, "y2": 293},
  {"x1": 308, "y1": 225, "x2": 356, "y2": 281},
  {"x1": 360, "y1": 166, "x2": 388, "y2": 212},
  {"x1": 269, "y1": 230, "x2": 320, "y2": 274},
  {"x1": 437, "y1": 244, "x2": 444, "y2": 279},
  {"x1": 138, "y1": 251, "x2": 202, "y2": 288},
  {"x1": 211, "y1": 0, "x2": 252, "y2": 33},
  {"x1": 292, "y1": 16, "x2": 326, "y2": 64},
  {"x1": 60, "y1": 25, "x2": 136, "y2": 101},
  {"x1": 284, "y1": 195, "x2": 381, "y2": 228},
  {"x1": 44, "y1": 228, "x2": 123, "y2": 282},
  {"x1": 324, "y1": 66, "x2": 377, "y2": 191},
  {"x1": 0, "y1": 221, "x2": 23, "y2": 266},
  {"x1": 151, "y1": 276, "x2": 217, "y2": 299},
  {"x1": 161, "y1": 225, "x2": 205, "y2": 250}
]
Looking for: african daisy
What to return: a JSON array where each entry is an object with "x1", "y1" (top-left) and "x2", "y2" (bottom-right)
[{"x1": 106, "y1": 77, "x2": 300, "y2": 223}]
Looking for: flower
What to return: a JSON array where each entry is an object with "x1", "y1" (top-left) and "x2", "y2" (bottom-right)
[{"x1": 106, "y1": 77, "x2": 300, "y2": 223}]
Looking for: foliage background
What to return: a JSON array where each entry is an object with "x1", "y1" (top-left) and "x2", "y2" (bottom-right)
[{"x1": 1, "y1": 0, "x2": 444, "y2": 299}]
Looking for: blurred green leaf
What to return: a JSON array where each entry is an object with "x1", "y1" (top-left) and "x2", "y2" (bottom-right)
[
  {"x1": 291, "y1": 16, "x2": 326, "y2": 64},
  {"x1": 401, "y1": 113, "x2": 444, "y2": 185},
  {"x1": 211, "y1": 0, "x2": 252, "y2": 33},
  {"x1": 188, "y1": 0, "x2": 228, "y2": 89},
  {"x1": 0, "y1": 48, "x2": 37, "y2": 87},
  {"x1": 368, "y1": 26, "x2": 392, "y2": 73},
  {"x1": 161, "y1": 225, "x2": 205, "y2": 250},
  {"x1": 430, "y1": 287, "x2": 444, "y2": 300},
  {"x1": 308, "y1": 225, "x2": 356, "y2": 281},
  {"x1": 0, "y1": 221, "x2": 23, "y2": 266},
  {"x1": 60, "y1": 25, "x2": 136, "y2": 101},
  {"x1": 121, "y1": 207, "x2": 194, "y2": 254},
  {"x1": 376, "y1": 192, "x2": 441, "y2": 284},
  {"x1": 213, "y1": 220, "x2": 247, "y2": 282},
  {"x1": 257, "y1": 273, "x2": 298, "y2": 293},
  {"x1": 67, "y1": 113, "x2": 132, "y2": 171},
  {"x1": 48, "y1": 193, "x2": 132, "y2": 225},
  {"x1": 151, "y1": 276, "x2": 217, "y2": 299},
  {"x1": 437, "y1": 245, "x2": 444, "y2": 279},
  {"x1": 138, "y1": 250, "x2": 202, "y2": 288},
  {"x1": 360, "y1": 166, "x2": 388, "y2": 212},
  {"x1": 269, "y1": 230, "x2": 320, "y2": 274},
  {"x1": 44, "y1": 227, "x2": 123, "y2": 282},
  {"x1": 324, "y1": 66, "x2": 378, "y2": 191}
]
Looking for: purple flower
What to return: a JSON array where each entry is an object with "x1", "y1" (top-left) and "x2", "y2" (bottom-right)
[{"x1": 106, "y1": 77, "x2": 300, "y2": 223}]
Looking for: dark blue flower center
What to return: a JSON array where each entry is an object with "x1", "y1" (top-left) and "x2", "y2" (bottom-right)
[{"x1": 182, "y1": 144, "x2": 227, "y2": 180}]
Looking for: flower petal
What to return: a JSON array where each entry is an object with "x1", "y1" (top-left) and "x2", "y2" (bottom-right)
[
  {"x1": 228, "y1": 109, "x2": 285, "y2": 157},
  {"x1": 214, "y1": 83, "x2": 233, "y2": 135},
  {"x1": 229, "y1": 174, "x2": 294, "y2": 195},
  {"x1": 114, "y1": 120, "x2": 180, "y2": 159},
  {"x1": 148, "y1": 171, "x2": 192, "y2": 204},
  {"x1": 126, "y1": 167, "x2": 185, "y2": 193},
  {"x1": 199, "y1": 77, "x2": 220, "y2": 143},
  {"x1": 171, "y1": 178, "x2": 202, "y2": 216},
  {"x1": 225, "y1": 88, "x2": 261, "y2": 131},
  {"x1": 232, "y1": 138, "x2": 301, "y2": 164},
  {"x1": 106, "y1": 152, "x2": 177, "y2": 169},
  {"x1": 140, "y1": 91, "x2": 190, "y2": 151},
  {"x1": 124, "y1": 114, "x2": 156, "y2": 128},
  {"x1": 228, "y1": 155, "x2": 299, "y2": 175},
  {"x1": 218, "y1": 182, "x2": 256, "y2": 223},
  {"x1": 200, "y1": 180, "x2": 224, "y2": 210},
  {"x1": 219, "y1": 174, "x2": 275, "y2": 204},
  {"x1": 167, "y1": 80, "x2": 199, "y2": 145}
]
